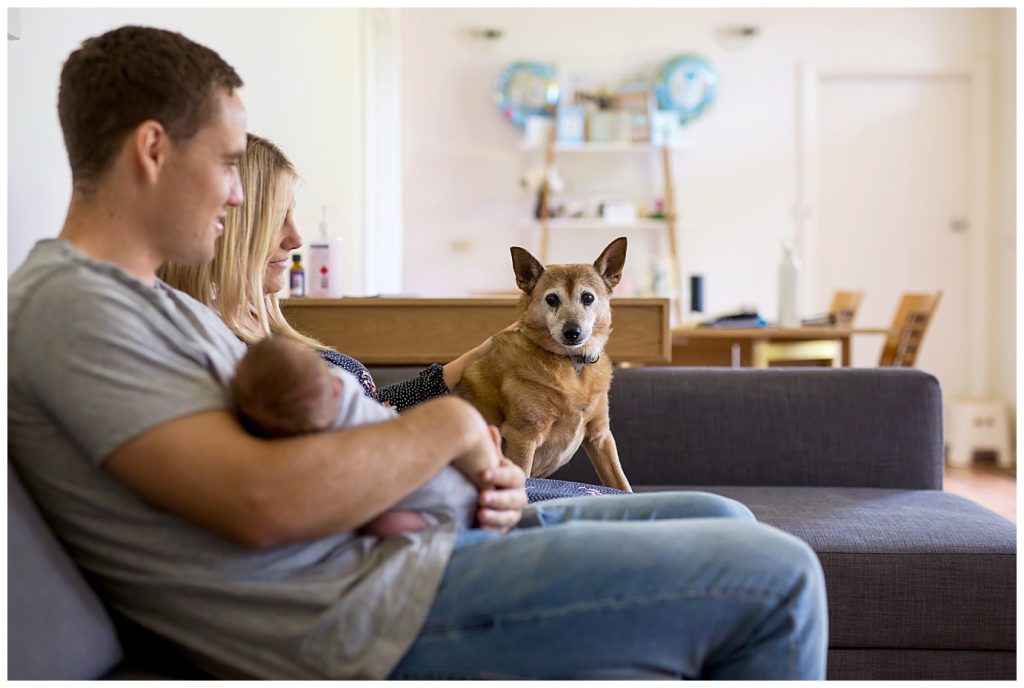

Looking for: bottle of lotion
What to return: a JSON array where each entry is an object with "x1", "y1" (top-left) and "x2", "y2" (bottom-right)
[{"x1": 308, "y1": 206, "x2": 343, "y2": 298}]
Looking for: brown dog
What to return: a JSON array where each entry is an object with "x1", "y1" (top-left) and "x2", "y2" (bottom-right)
[{"x1": 454, "y1": 237, "x2": 631, "y2": 492}]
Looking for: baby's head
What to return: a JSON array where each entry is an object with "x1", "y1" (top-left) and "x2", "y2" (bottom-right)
[{"x1": 232, "y1": 336, "x2": 340, "y2": 438}]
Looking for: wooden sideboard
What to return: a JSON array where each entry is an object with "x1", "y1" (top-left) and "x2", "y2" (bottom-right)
[{"x1": 281, "y1": 297, "x2": 671, "y2": 365}]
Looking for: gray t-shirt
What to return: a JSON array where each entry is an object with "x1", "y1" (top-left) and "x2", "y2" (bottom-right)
[{"x1": 7, "y1": 239, "x2": 458, "y2": 679}]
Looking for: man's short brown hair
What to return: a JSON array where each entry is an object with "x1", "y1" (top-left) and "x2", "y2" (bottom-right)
[{"x1": 57, "y1": 25, "x2": 243, "y2": 189}]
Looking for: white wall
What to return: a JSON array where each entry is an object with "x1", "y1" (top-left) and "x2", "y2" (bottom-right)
[
  {"x1": 7, "y1": 8, "x2": 367, "y2": 294},
  {"x1": 990, "y1": 8, "x2": 1017, "y2": 422},
  {"x1": 400, "y1": 7, "x2": 1015, "y2": 407}
]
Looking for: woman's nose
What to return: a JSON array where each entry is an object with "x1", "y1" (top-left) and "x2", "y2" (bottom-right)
[{"x1": 282, "y1": 220, "x2": 302, "y2": 250}]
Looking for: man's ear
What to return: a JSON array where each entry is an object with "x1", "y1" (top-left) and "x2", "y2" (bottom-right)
[
  {"x1": 511, "y1": 246, "x2": 545, "y2": 293},
  {"x1": 594, "y1": 237, "x2": 628, "y2": 290},
  {"x1": 133, "y1": 120, "x2": 168, "y2": 185}
]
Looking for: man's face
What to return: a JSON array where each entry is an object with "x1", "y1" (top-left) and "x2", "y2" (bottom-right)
[{"x1": 156, "y1": 89, "x2": 247, "y2": 264}]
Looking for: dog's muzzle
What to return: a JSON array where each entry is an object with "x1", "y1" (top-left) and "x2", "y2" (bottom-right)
[{"x1": 562, "y1": 322, "x2": 583, "y2": 345}]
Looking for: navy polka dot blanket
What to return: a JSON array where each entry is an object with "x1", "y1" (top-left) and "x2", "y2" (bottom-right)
[{"x1": 525, "y1": 477, "x2": 628, "y2": 503}]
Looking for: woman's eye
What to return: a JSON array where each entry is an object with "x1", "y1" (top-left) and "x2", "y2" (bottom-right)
[
  {"x1": 581, "y1": 292, "x2": 595, "y2": 306},
  {"x1": 545, "y1": 294, "x2": 560, "y2": 308}
]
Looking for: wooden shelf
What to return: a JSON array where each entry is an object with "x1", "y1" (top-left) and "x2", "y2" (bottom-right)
[
  {"x1": 520, "y1": 141, "x2": 693, "y2": 153},
  {"x1": 527, "y1": 135, "x2": 690, "y2": 323},
  {"x1": 526, "y1": 218, "x2": 670, "y2": 231}
]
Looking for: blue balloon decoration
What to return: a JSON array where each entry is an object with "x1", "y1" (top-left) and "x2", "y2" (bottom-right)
[
  {"x1": 654, "y1": 54, "x2": 718, "y2": 125},
  {"x1": 492, "y1": 61, "x2": 560, "y2": 128}
]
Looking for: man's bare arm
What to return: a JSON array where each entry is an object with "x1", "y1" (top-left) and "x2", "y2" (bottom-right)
[{"x1": 104, "y1": 395, "x2": 495, "y2": 548}]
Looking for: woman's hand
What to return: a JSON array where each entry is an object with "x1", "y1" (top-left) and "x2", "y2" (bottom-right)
[
  {"x1": 442, "y1": 322, "x2": 519, "y2": 390},
  {"x1": 475, "y1": 426, "x2": 527, "y2": 533}
]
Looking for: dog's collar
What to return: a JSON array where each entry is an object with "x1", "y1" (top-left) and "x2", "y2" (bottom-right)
[{"x1": 570, "y1": 353, "x2": 600, "y2": 375}]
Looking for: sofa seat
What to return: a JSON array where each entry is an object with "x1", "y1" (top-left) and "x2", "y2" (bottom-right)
[{"x1": 636, "y1": 485, "x2": 1016, "y2": 679}]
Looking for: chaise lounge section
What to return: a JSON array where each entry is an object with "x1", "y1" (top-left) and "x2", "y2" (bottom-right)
[{"x1": 543, "y1": 367, "x2": 1016, "y2": 680}]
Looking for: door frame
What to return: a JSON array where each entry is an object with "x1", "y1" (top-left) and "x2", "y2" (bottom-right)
[
  {"x1": 795, "y1": 61, "x2": 991, "y2": 395},
  {"x1": 362, "y1": 8, "x2": 403, "y2": 296}
]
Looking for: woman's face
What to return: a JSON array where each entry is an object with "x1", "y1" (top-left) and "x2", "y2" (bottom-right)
[{"x1": 264, "y1": 191, "x2": 302, "y2": 295}]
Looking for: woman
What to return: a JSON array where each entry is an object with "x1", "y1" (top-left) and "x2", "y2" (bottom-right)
[
  {"x1": 160, "y1": 133, "x2": 622, "y2": 500},
  {"x1": 159, "y1": 134, "x2": 474, "y2": 413}
]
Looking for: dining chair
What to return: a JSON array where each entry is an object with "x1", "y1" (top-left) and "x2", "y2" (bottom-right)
[
  {"x1": 829, "y1": 290, "x2": 865, "y2": 326},
  {"x1": 763, "y1": 289, "x2": 865, "y2": 367},
  {"x1": 878, "y1": 291, "x2": 942, "y2": 367}
]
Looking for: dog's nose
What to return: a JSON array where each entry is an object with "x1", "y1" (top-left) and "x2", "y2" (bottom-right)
[{"x1": 563, "y1": 323, "x2": 582, "y2": 343}]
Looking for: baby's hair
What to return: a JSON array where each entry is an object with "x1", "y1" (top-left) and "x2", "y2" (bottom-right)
[{"x1": 232, "y1": 337, "x2": 338, "y2": 438}]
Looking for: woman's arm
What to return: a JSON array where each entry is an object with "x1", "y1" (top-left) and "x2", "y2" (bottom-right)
[
  {"x1": 376, "y1": 364, "x2": 450, "y2": 412},
  {"x1": 440, "y1": 335, "x2": 495, "y2": 390},
  {"x1": 378, "y1": 324, "x2": 518, "y2": 409},
  {"x1": 318, "y1": 348, "x2": 449, "y2": 413}
]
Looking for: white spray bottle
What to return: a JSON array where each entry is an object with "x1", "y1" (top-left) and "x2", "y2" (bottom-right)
[{"x1": 777, "y1": 240, "x2": 801, "y2": 327}]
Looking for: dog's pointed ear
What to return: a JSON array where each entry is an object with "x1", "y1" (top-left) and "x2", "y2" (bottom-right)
[
  {"x1": 594, "y1": 237, "x2": 628, "y2": 290},
  {"x1": 511, "y1": 246, "x2": 545, "y2": 293}
]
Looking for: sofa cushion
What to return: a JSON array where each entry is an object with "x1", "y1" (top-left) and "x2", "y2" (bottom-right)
[
  {"x1": 638, "y1": 485, "x2": 1016, "y2": 653},
  {"x1": 7, "y1": 464, "x2": 122, "y2": 679}
]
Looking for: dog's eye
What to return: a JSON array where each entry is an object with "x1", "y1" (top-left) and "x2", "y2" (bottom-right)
[
  {"x1": 545, "y1": 294, "x2": 560, "y2": 308},
  {"x1": 581, "y1": 292, "x2": 595, "y2": 306}
]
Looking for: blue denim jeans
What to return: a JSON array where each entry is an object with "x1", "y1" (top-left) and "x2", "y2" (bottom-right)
[{"x1": 389, "y1": 492, "x2": 828, "y2": 679}]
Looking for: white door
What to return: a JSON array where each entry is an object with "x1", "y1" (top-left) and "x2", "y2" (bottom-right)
[{"x1": 813, "y1": 74, "x2": 974, "y2": 399}]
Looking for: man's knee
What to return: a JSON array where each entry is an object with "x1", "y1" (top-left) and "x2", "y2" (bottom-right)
[{"x1": 748, "y1": 523, "x2": 827, "y2": 606}]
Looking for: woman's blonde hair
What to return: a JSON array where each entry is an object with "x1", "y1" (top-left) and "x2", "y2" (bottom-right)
[{"x1": 159, "y1": 133, "x2": 325, "y2": 350}]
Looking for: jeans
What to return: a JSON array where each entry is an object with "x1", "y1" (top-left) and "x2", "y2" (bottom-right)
[{"x1": 389, "y1": 492, "x2": 828, "y2": 679}]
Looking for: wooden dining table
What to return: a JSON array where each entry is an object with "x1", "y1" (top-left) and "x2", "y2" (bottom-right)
[{"x1": 670, "y1": 325, "x2": 892, "y2": 368}]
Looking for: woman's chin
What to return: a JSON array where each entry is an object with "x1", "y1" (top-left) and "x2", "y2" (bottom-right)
[{"x1": 264, "y1": 277, "x2": 286, "y2": 296}]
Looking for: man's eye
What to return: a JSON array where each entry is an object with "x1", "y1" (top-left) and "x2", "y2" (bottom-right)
[
  {"x1": 545, "y1": 294, "x2": 560, "y2": 308},
  {"x1": 581, "y1": 293, "x2": 595, "y2": 306}
]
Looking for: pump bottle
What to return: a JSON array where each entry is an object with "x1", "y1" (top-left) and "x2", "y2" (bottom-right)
[{"x1": 307, "y1": 206, "x2": 344, "y2": 298}]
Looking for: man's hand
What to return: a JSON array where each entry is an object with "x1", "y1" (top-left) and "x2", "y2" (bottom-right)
[{"x1": 475, "y1": 426, "x2": 527, "y2": 532}]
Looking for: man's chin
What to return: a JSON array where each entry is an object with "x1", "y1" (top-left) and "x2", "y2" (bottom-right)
[{"x1": 170, "y1": 248, "x2": 217, "y2": 266}]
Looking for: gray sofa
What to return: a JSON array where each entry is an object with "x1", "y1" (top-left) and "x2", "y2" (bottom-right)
[{"x1": 8, "y1": 367, "x2": 1015, "y2": 679}]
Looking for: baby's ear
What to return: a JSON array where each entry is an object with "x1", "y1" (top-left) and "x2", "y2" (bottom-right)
[{"x1": 330, "y1": 376, "x2": 342, "y2": 398}]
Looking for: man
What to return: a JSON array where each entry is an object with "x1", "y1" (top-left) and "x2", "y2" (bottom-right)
[{"x1": 9, "y1": 25, "x2": 828, "y2": 679}]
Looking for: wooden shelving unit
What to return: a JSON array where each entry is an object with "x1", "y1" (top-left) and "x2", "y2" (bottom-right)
[{"x1": 526, "y1": 137, "x2": 691, "y2": 322}]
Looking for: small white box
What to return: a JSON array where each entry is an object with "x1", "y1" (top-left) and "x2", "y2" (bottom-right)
[
  {"x1": 600, "y1": 199, "x2": 637, "y2": 224},
  {"x1": 524, "y1": 115, "x2": 552, "y2": 147}
]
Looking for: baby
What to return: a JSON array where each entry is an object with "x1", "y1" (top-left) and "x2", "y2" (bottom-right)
[{"x1": 231, "y1": 336, "x2": 486, "y2": 538}]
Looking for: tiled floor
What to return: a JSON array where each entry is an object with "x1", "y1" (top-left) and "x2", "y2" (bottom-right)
[{"x1": 943, "y1": 459, "x2": 1016, "y2": 523}]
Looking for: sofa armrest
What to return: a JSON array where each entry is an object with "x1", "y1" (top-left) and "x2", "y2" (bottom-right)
[
  {"x1": 367, "y1": 366, "x2": 944, "y2": 490},
  {"x1": 8, "y1": 464, "x2": 123, "y2": 679}
]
